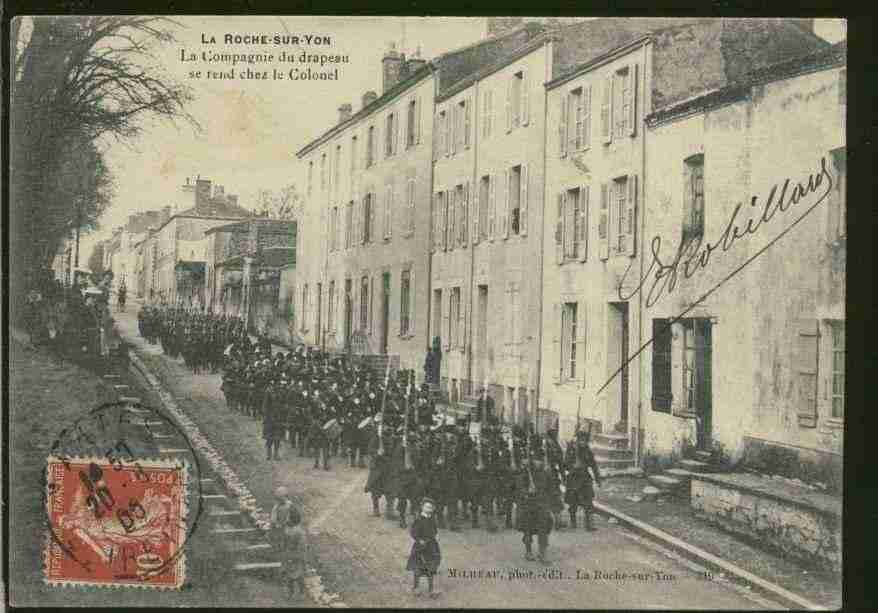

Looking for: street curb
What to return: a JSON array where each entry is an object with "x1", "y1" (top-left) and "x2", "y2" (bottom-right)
[
  {"x1": 125, "y1": 344, "x2": 344, "y2": 608},
  {"x1": 592, "y1": 500, "x2": 828, "y2": 611}
]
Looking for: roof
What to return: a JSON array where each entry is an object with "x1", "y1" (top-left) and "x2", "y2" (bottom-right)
[
  {"x1": 296, "y1": 21, "x2": 549, "y2": 158},
  {"x1": 176, "y1": 198, "x2": 253, "y2": 220},
  {"x1": 646, "y1": 39, "x2": 845, "y2": 126},
  {"x1": 204, "y1": 217, "x2": 297, "y2": 236}
]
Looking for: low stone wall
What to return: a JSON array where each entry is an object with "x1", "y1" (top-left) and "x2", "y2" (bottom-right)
[{"x1": 691, "y1": 474, "x2": 841, "y2": 572}]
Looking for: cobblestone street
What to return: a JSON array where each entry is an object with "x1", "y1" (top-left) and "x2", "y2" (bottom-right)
[{"x1": 114, "y1": 306, "x2": 780, "y2": 609}]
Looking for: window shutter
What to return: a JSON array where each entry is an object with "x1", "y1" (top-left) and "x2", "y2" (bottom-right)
[
  {"x1": 560, "y1": 94, "x2": 568, "y2": 157},
  {"x1": 583, "y1": 85, "x2": 592, "y2": 149},
  {"x1": 376, "y1": 122, "x2": 383, "y2": 161},
  {"x1": 450, "y1": 105, "x2": 457, "y2": 156},
  {"x1": 576, "y1": 301, "x2": 587, "y2": 385},
  {"x1": 402, "y1": 105, "x2": 409, "y2": 151},
  {"x1": 465, "y1": 97, "x2": 472, "y2": 148},
  {"x1": 794, "y1": 318, "x2": 820, "y2": 427},
  {"x1": 442, "y1": 193, "x2": 449, "y2": 252},
  {"x1": 505, "y1": 78, "x2": 513, "y2": 133},
  {"x1": 385, "y1": 184, "x2": 393, "y2": 239},
  {"x1": 409, "y1": 267, "x2": 416, "y2": 334},
  {"x1": 520, "y1": 165, "x2": 528, "y2": 236},
  {"x1": 442, "y1": 291, "x2": 451, "y2": 350},
  {"x1": 575, "y1": 90, "x2": 585, "y2": 150},
  {"x1": 369, "y1": 276, "x2": 374, "y2": 334},
  {"x1": 444, "y1": 112, "x2": 451, "y2": 158},
  {"x1": 394, "y1": 109, "x2": 400, "y2": 154},
  {"x1": 416, "y1": 97, "x2": 422, "y2": 144},
  {"x1": 578, "y1": 185, "x2": 589, "y2": 262},
  {"x1": 629, "y1": 63, "x2": 638, "y2": 137},
  {"x1": 601, "y1": 74, "x2": 613, "y2": 144},
  {"x1": 473, "y1": 179, "x2": 481, "y2": 245},
  {"x1": 369, "y1": 192, "x2": 376, "y2": 243},
  {"x1": 555, "y1": 192, "x2": 565, "y2": 264},
  {"x1": 448, "y1": 189, "x2": 456, "y2": 250},
  {"x1": 502, "y1": 169, "x2": 510, "y2": 238},
  {"x1": 552, "y1": 303, "x2": 561, "y2": 383},
  {"x1": 462, "y1": 182, "x2": 470, "y2": 246},
  {"x1": 488, "y1": 175, "x2": 496, "y2": 240},
  {"x1": 626, "y1": 174, "x2": 638, "y2": 257},
  {"x1": 564, "y1": 191, "x2": 575, "y2": 258},
  {"x1": 521, "y1": 72, "x2": 529, "y2": 126},
  {"x1": 598, "y1": 183, "x2": 609, "y2": 260},
  {"x1": 458, "y1": 288, "x2": 467, "y2": 351},
  {"x1": 433, "y1": 114, "x2": 440, "y2": 160}
]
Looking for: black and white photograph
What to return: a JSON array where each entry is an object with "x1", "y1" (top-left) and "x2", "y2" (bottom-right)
[{"x1": 7, "y1": 14, "x2": 846, "y2": 609}]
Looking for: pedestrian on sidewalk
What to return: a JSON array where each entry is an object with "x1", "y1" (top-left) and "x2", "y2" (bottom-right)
[
  {"x1": 406, "y1": 498, "x2": 441, "y2": 599},
  {"x1": 270, "y1": 486, "x2": 309, "y2": 600}
]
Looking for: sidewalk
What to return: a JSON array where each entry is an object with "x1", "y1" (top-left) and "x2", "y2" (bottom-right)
[{"x1": 592, "y1": 476, "x2": 841, "y2": 609}]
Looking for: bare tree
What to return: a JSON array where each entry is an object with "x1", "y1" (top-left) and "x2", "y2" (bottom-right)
[{"x1": 256, "y1": 184, "x2": 303, "y2": 220}]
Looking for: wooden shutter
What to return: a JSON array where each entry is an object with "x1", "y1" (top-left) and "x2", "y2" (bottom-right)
[
  {"x1": 462, "y1": 182, "x2": 470, "y2": 246},
  {"x1": 505, "y1": 78, "x2": 513, "y2": 133},
  {"x1": 442, "y1": 291, "x2": 451, "y2": 350},
  {"x1": 385, "y1": 184, "x2": 393, "y2": 239},
  {"x1": 450, "y1": 105, "x2": 457, "y2": 156},
  {"x1": 521, "y1": 72, "x2": 529, "y2": 126},
  {"x1": 552, "y1": 303, "x2": 561, "y2": 383},
  {"x1": 394, "y1": 109, "x2": 400, "y2": 154},
  {"x1": 448, "y1": 189, "x2": 456, "y2": 249},
  {"x1": 433, "y1": 113, "x2": 440, "y2": 159},
  {"x1": 626, "y1": 174, "x2": 638, "y2": 257},
  {"x1": 443, "y1": 193, "x2": 450, "y2": 252},
  {"x1": 629, "y1": 63, "x2": 638, "y2": 137},
  {"x1": 402, "y1": 104, "x2": 409, "y2": 151},
  {"x1": 794, "y1": 318, "x2": 820, "y2": 427},
  {"x1": 409, "y1": 267, "x2": 416, "y2": 334},
  {"x1": 369, "y1": 192, "x2": 376, "y2": 243},
  {"x1": 601, "y1": 74, "x2": 612, "y2": 144},
  {"x1": 369, "y1": 276, "x2": 374, "y2": 334},
  {"x1": 555, "y1": 192, "x2": 565, "y2": 264},
  {"x1": 473, "y1": 179, "x2": 481, "y2": 245},
  {"x1": 416, "y1": 96, "x2": 422, "y2": 144},
  {"x1": 465, "y1": 97, "x2": 472, "y2": 148},
  {"x1": 583, "y1": 85, "x2": 592, "y2": 149},
  {"x1": 458, "y1": 288, "x2": 467, "y2": 351},
  {"x1": 576, "y1": 301, "x2": 587, "y2": 385},
  {"x1": 651, "y1": 319, "x2": 673, "y2": 412},
  {"x1": 560, "y1": 94, "x2": 568, "y2": 157},
  {"x1": 564, "y1": 191, "x2": 575, "y2": 258},
  {"x1": 444, "y1": 111, "x2": 451, "y2": 158},
  {"x1": 488, "y1": 175, "x2": 496, "y2": 240},
  {"x1": 520, "y1": 165, "x2": 528, "y2": 236},
  {"x1": 598, "y1": 183, "x2": 609, "y2": 260},
  {"x1": 502, "y1": 169, "x2": 510, "y2": 238},
  {"x1": 578, "y1": 185, "x2": 589, "y2": 262}
]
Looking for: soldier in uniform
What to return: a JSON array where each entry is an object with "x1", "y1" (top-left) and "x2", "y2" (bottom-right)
[
  {"x1": 365, "y1": 411, "x2": 394, "y2": 518},
  {"x1": 263, "y1": 379, "x2": 284, "y2": 460},
  {"x1": 516, "y1": 434, "x2": 555, "y2": 564},
  {"x1": 564, "y1": 428, "x2": 602, "y2": 530}
]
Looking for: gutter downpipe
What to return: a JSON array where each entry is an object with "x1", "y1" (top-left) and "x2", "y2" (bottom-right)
[
  {"x1": 425, "y1": 66, "x2": 438, "y2": 380},
  {"x1": 635, "y1": 40, "x2": 651, "y2": 468},
  {"x1": 535, "y1": 38, "x2": 553, "y2": 429},
  {"x1": 465, "y1": 78, "x2": 479, "y2": 400}
]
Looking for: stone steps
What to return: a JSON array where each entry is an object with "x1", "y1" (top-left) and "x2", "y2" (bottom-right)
[
  {"x1": 593, "y1": 432, "x2": 630, "y2": 449},
  {"x1": 678, "y1": 458, "x2": 715, "y2": 473},
  {"x1": 590, "y1": 443, "x2": 632, "y2": 460},
  {"x1": 594, "y1": 456, "x2": 635, "y2": 470}
]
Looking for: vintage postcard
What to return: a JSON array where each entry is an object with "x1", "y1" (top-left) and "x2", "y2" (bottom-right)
[{"x1": 8, "y1": 14, "x2": 845, "y2": 609}]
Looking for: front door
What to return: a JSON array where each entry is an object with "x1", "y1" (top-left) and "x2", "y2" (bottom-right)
[
  {"x1": 687, "y1": 319, "x2": 713, "y2": 450},
  {"x1": 620, "y1": 303, "x2": 629, "y2": 425},
  {"x1": 381, "y1": 273, "x2": 390, "y2": 355}
]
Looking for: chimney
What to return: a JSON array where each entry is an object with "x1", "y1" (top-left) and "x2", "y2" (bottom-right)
[
  {"x1": 486, "y1": 17, "x2": 524, "y2": 38},
  {"x1": 213, "y1": 184, "x2": 225, "y2": 199},
  {"x1": 362, "y1": 89, "x2": 378, "y2": 109},
  {"x1": 405, "y1": 46, "x2": 427, "y2": 77},
  {"x1": 338, "y1": 103, "x2": 353, "y2": 123},
  {"x1": 382, "y1": 41, "x2": 403, "y2": 93},
  {"x1": 228, "y1": 194, "x2": 239, "y2": 207},
  {"x1": 195, "y1": 178, "x2": 212, "y2": 208}
]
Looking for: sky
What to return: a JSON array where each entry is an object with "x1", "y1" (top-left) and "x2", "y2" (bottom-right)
[{"x1": 79, "y1": 16, "x2": 845, "y2": 263}]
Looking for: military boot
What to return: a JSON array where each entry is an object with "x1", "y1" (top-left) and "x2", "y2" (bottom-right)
[
  {"x1": 585, "y1": 510, "x2": 597, "y2": 531},
  {"x1": 523, "y1": 539, "x2": 534, "y2": 561},
  {"x1": 471, "y1": 506, "x2": 479, "y2": 529},
  {"x1": 569, "y1": 510, "x2": 578, "y2": 530},
  {"x1": 384, "y1": 497, "x2": 396, "y2": 520}
]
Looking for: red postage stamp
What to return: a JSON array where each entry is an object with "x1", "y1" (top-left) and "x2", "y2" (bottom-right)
[{"x1": 44, "y1": 456, "x2": 188, "y2": 589}]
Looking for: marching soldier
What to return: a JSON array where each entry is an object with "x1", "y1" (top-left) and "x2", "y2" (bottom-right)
[
  {"x1": 564, "y1": 427, "x2": 602, "y2": 531},
  {"x1": 364, "y1": 411, "x2": 394, "y2": 518},
  {"x1": 516, "y1": 433, "x2": 555, "y2": 564},
  {"x1": 263, "y1": 379, "x2": 285, "y2": 461}
]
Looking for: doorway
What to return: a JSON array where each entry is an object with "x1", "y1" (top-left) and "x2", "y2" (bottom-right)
[
  {"x1": 608, "y1": 302, "x2": 630, "y2": 428},
  {"x1": 683, "y1": 319, "x2": 713, "y2": 450},
  {"x1": 475, "y1": 285, "x2": 488, "y2": 389}
]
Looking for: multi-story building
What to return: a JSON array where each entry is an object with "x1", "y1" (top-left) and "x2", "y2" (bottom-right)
[
  {"x1": 540, "y1": 18, "x2": 831, "y2": 468},
  {"x1": 295, "y1": 46, "x2": 437, "y2": 372},
  {"x1": 141, "y1": 177, "x2": 251, "y2": 305},
  {"x1": 638, "y1": 41, "x2": 845, "y2": 483}
]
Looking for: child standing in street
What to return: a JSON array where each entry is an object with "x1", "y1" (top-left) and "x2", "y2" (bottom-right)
[
  {"x1": 406, "y1": 497, "x2": 442, "y2": 598},
  {"x1": 270, "y1": 486, "x2": 309, "y2": 599}
]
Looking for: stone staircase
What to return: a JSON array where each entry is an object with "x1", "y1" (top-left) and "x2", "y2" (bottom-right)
[
  {"x1": 592, "y1": 431, "x2": 636, "y2": 476},
  {"x1": 644, "y1": 449, "x2": 720, "y2": 499}
]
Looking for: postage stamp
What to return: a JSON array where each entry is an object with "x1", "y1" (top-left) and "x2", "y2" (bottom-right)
[{"x1": 44, "y1": 455, "x2": 188, "y2": 589}]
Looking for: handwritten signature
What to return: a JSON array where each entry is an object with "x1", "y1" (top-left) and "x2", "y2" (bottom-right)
[{"x1": 594, "y1": 155, "x2": 834, "y2": 397}]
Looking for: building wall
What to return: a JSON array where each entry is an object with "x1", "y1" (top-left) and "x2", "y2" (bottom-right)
[
  {"x1": 433, "y1": 41, "x2": 551, "y2": 418},
  {"x1": 298, "y1": 73, "x2": 435, "y2": 378},
  {"x1": 542, "y1": 41, "x2": 650, "y2": 443},
  {"x1": 640, "y1": 65, "x2": 844, "y2": 464}
]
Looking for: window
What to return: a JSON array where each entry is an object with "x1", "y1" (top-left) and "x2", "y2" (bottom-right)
[
  {"x1": 330, "y1": 206, "x2": 339, "y2": 251},
  {"x1": 567, "y1": 85, "x2": 591, "y2": 151},
  {"x1": 482, "y1": 89, "x2": 493, "y2": 139},
  {"x1": 400, "y1": 270, "x2": 411, "y2": 336},
  {"x1": 405, "y1": 178, "x2": 415, "y2": 236},
  {"x1": 829, "y1": 320, "x2": 845, "y2": 419},
  {"x1": 432, "y1": 191, "x2": 444, "y2": 252},
  {"x1": 350, "y1": 135, "x2": 357, "y2": 180},
  {"x1": 328, "y1": 281, "x2": 335, "y2": 336},
  {"x1": 360, "y1": 275, "x2": 369, "y2": 331},
  {"x1": 651, "y1": 319, "x2": 672, "y2": 412},
  {"x1": 461, "y1": 98, "x2": 472, "y2": 149},
  {"x1": 829, "y1": 147, "x2": 846, "y2": 241},
  {"x1": 450, "y1": 287, "x2": 461, "y2": 348},
  {"x1": 384, "y1": 183, "x2": 393, "y2": 240},
  {"x1": 683, "y1": 155, "x2": 705, "y2": 242},
  {"x1": 562, "y1": 187, "x2": 587, "y2": 260},
  {"x1": 614, "y1": 176, "x2": 628, "y2": 253},
  {"x1": 456, "y1": 184, "x2": 467, "y2": 245},
  {"x1": 561, "y1": 303, "x2": 578, "y2": 380},
  {"x1": 478, "y1": 176, "x2": 490, "y2": 240},
  {"x1": 366, "y1": 125, "x2": 375, "y2": 167},
  {"x1": 385, "y1": 112, "x2": 396, "y2": 157},
  {"x1": 508, "y1": 71, "x2": 524, "y2": 130},
  {"x1": 614, "y1": 67, "x2": 630, "y2": 139},
  {"x1": 681, "y1": 319, "x2": 711, "y2": 416},
  {"x1": 308, "y1": 161, "x2": 314, "y2": 195},
  {"x1": 345, "y1": 201, "x2": 353, "y2": 248},
  {"x1": 334, "y1": 144, "x2": 341, "y2": 192},
  {"x1": 436, "y1": 110, "x2": 447, "y2": 159},
  {"x1": 508, "y1": 165, "x2": 522, "y2": 235},
  {"x1": 407, "y1": 99, "x2": 417, "y2": 147},
  {"x1": 447, "y1": 188, "x2": 456, "y2": 249},
  {"x1": 363, "y1": 193, "x2": 374, "y2": 243},
  {"x1": 433, "y1": 289, "x2": 442, "y2": 344},
  {"x1": 320, "y1": 153, "x2": 327, "y2": 189}
]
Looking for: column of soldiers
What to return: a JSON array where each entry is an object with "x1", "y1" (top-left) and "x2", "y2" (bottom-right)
[{"x1": 137, "y1": 309, "x2": 604, "y2": 561}]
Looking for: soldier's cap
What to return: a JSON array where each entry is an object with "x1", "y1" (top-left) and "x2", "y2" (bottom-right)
[{"x1": 275, "y1": 486, "x2": 289, "y2": 498}]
